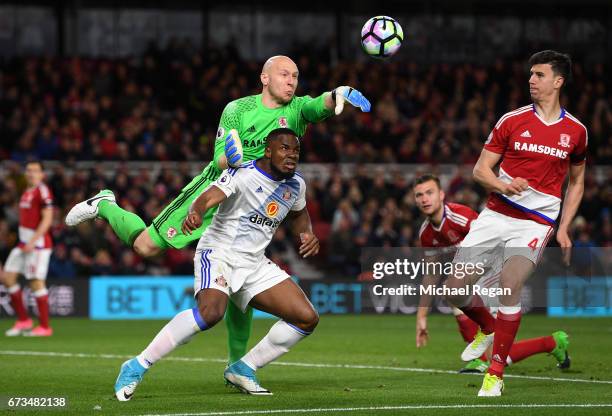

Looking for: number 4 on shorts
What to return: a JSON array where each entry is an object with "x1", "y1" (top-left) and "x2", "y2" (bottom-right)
[{"x1": 528, "y1": 238, "x2": 539, "y2": 251}]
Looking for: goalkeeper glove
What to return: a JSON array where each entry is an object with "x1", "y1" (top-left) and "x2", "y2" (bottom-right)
[
  {"x1": 224, "y1": 129, "x2": 243, "y2": 167},
  {"x1": 331, "y1": 86, "x2": 371, "y2": 115}
]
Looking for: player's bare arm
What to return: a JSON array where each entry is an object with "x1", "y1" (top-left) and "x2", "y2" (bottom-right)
[
  {"x1": 182, "y1": 186, "x2": 228, "y2": 235},
  {"x1": 473, "y1": 149, "x2": 529, "y2": 196},
  {"x1": 556, "y1": 162, "x2": 585, "y2": 266},
  {"x1": 416, "y1": 272, "x2": 441, "y2": 348},
  {"x1": 287, "y1": 207, "x2": 319, "y2": 258},
  {"x1": 23, "y1": 207, "x2": 53, "y2": 253}
]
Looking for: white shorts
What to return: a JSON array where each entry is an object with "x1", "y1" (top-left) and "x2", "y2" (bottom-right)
[
  {"x1": 455, "y1": 207, "x2": 554, "y2": 272},
  {"x1": 4, "y1": 247, "x2": 52, "y2": 280},
  {"x1": 193, "y1": 248, "x2": 290, "y2": 312}
]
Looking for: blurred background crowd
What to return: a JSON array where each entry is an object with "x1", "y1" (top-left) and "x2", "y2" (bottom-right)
[
  {"x1": 1, "y1": 43, "x2": 610, "y2": 165},
  {"x1": 0, "y1": 30, "x2": 610, "y2": 279}
]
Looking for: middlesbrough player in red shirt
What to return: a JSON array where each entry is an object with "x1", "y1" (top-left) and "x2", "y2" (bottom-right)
[
  {"x1": 445, "y1": 51, "x2": 586, "y2": 396},
  {"x1": 2, "y1": 161, "x2": 54, "y2": 336},
  {"x1": 414, "y1": 174, "x2": 570, "y2": 375}
]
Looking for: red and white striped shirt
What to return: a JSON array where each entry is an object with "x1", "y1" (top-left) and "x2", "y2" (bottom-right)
[
  {"x1": 419, "y1": 203, "x2": 479, "y2": 253},
  {"x1": 18, "y1": 183, "x2": 54, "y2": 249},
  {"x1": 484, "y1": 104, "x2": 587, "y2": 225}
]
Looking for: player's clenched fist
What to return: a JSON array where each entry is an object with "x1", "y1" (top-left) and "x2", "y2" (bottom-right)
[
  {"x1": 182, "y1": 212, "x2": 203, "y2": 235},
  {"x1": 501, "y1": 177, "x2": 529, "y2": 196},
  {"x1": 298, "y1": 232, "x2": 320, "y2": 258}
]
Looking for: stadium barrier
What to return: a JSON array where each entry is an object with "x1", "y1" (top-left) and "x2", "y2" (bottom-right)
[
  {"x1": 1, "y1": 275, "x2": 609, "y2": 319},
  {"x1": 547, "y1": 277, "x2": 612, "y2": 317},
  {"x1": 0, "y1": 279, "x2": 89, "y2": 317}
]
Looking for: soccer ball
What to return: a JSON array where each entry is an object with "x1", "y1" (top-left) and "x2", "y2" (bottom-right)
[{"x1": 360, "y1": 16, "x2": 403, "y2": 59}]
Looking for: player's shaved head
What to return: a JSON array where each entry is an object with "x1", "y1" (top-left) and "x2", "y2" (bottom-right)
[
  {"x1": 260, "y1": 56, "x2": 299, "y2": 106},
  {"x1": 262, "y1": 55, "x2": 298, "y2": 75}
]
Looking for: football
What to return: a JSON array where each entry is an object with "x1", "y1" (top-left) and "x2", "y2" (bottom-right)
[{"x1": 361, "y1": 16, "x2": 404, "y2": 59}]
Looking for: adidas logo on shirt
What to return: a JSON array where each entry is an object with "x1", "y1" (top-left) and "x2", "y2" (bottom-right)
[
  {"x1": 256, "y1": 186, "x2": 263, "y2": 193},
  {"x1": 247, "y1": 125, "x2": 256, "y2": 133},
  {"x1": 520, "y1": 130, "x2": 532, "y2": 138}
]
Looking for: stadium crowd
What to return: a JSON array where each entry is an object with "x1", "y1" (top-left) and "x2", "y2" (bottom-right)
[
  {"x1": 0, "y1": 160, "x2": 609, "y2": 279},
  {"x1": 0, "y1": 44, "x2": 610, "y2": 278},
  {"x1": 0, "y1": 43, "x2": 610, "y2": 165}
]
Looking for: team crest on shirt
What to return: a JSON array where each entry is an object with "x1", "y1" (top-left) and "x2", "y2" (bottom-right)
[
  {"x1": 167, "y1": 227, "x2": 177, "y2": 239},
  {"x1": 447, "y1": 230, "x2": 459, "y2": 243},
  {"x1": 215, "y1": 275, "x2": 228, "y2": 288},
  {"x1": 266, "y1": 201, "x2": 279, "y2": 217},
  {"x1": 278, "y1": 117, "x2": 288, "y2": 128},
  {"x1": 282, "y1": 190, "x2": 292, "y2": 200},
  {"x1": 558, "y1": 133, "x2": 571, "y2": 148}
]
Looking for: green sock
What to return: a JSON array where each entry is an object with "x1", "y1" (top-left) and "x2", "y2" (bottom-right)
[
  {"x1": 98, "y1": 200, "x2": 146, "y2": 247},
  {"x1": 226, "y1": 302, "x2": 254, "y2": 363}
]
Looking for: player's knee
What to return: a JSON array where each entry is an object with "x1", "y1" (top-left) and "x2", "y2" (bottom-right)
[
  {"x1": 133, "y1": 233, "x2": 158, "y2": 258},
  {"x1": 197, "y1": 304, "x2": 225, "y2": 328},
  {"x1": 1, "y1": 272, "x2": 17, "y2": 286},
  {"x1": 294, "y1": 307, "x2": 319, "y2": 333},
  {"x1": 29, "y1": 279, "x2": 46, "y2": 291}
]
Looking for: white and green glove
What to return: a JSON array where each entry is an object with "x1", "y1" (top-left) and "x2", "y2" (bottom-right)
[{"x1": 332, "y1": 86, "x2": 371, "y2": 115}]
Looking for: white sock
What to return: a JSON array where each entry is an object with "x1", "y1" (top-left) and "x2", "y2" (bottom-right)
[
  {"x1": 33, "y1": 288, "x2": 48, "y2": 297},
  {"x1": 137, "y1": 308, "x2": 206, "y2": 368},
  {"x1": 242, "y1": 320, "x2": 310, "y2": 370},
  {"x1": 7, "y1": 285, "x2": 21, "y2": 294}
]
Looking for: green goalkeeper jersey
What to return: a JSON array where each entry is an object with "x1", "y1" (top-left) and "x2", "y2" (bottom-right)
[
  {"x1": 150, "y1": 92, "x2": 332, "y2": 249},
  {"x1": 212, "y1": 93, "x2": 332, "y2": 171}
]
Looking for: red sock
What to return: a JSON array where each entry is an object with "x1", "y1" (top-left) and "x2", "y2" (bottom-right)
[
  {"x1": 488, "y1": 310, "x2": 522, "y2": 378},
  {"x1": 35, "y1": 293, "x2": 50, "y2": 329},
  {"x1": 460, "y1": 296, "x2": 495, "y2": 334},
  {"x1": 9, "y1": 287, "x2": 29, "y2": 321},
  {"x1": 508, "y1": 336, "x2": 556, "y2": 364},
  {"x1": 455, "y1": 313, "x2": 479, "y2": 342}
]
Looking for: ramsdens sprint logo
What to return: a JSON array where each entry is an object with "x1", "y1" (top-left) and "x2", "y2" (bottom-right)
[
  {"x1": 514, "y1": 141, "x2": 568, "y2": 159},
  {"x1": 249, "y1": 213, "x2": 281, "y2": 229},
  {"x1": 243, "y1": 138, "x2": 265, "y2": 148}
]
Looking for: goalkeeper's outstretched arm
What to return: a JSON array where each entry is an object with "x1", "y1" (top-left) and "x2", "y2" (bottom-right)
[{"x1": 301, "y1": 86, "x2": 371, "y2": 124}]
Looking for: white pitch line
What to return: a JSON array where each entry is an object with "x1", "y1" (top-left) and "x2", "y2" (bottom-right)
[
  {"x1": 1, "y1": 350, "x2": 612, "y2": 386},
  {"x1": 139, "y1": 404, "x2": 612, "y2": 416}
]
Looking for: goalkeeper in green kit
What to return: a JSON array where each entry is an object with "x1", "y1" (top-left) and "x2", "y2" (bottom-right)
[{"x1": 65, "y1": 55, "x2": 370, "y2": 369}]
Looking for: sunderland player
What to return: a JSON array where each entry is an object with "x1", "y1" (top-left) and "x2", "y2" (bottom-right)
[
  {"x1": 2, "y1": 161, "x2": 54, "y2": 337},
  {"x1": 444, "y1": 51, "x2": 587, "y2": 396},
  {"x1": 114, "y1": 129, "x2": 319, "y2": 400},
  {"x1": 414, "y1": 174, "x2": 570, "y2": 374},
  {"x1": 65, "y1": 55, "x2": 369, "y2": 366}
]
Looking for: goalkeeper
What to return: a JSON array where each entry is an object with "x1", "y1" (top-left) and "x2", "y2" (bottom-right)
[{"x1": 66, "y1": 55, "x2": 370, "y2": 368}]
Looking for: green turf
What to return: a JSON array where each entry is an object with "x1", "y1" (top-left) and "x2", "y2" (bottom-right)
[{"x1": 1, "y1": 315, "x2": 611, "y2": 415}]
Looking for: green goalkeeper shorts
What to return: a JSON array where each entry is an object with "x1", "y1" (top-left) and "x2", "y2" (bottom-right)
[{"x1": 148, "y1": 164, "x2": 220, "y2": 250}]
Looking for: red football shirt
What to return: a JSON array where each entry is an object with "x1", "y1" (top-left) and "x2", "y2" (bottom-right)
[
  {"x1": 18, "y1": 183, "x2": 54, "y2": 249},
  {"x1": 419, "y1": 203, "x2": 479, "y2": 251},
  {"x1": 484, "y1": 104, "x2": 587, "y2": 225}
]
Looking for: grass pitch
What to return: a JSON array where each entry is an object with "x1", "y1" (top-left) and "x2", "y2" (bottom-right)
[{"x1": 1, "y1": 315, "x2": 611, "y2": 415}]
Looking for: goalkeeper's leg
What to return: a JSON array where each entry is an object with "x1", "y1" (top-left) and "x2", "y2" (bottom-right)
[
  {"x1": 226, "y1": 301, "x2": 254, "y2": 364},
  {"x1": 65, "y1": 189, "x2": 148, "y2": 248}
]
